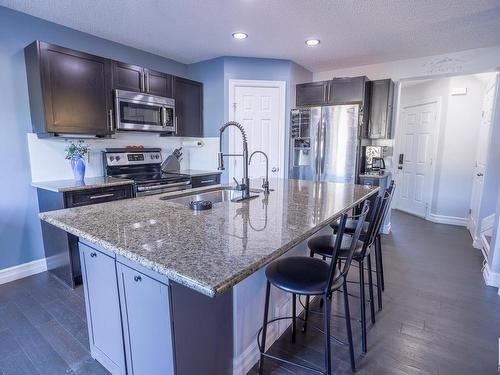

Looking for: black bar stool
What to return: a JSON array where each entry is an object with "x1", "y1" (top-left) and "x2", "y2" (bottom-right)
[
  {"x1": 307, "y1": 195, "x2": 384, "y2": 355},
  {"x1": 257, "y1": 201, "x2": 370, "y2": 375},
  {"x1": 329, "y1": 181, "x2": 395, "y2": 308}
]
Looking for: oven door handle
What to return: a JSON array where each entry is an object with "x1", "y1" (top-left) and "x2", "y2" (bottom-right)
[{"x1": 136, "y1": 180, "x2": 191, "y2": 192}]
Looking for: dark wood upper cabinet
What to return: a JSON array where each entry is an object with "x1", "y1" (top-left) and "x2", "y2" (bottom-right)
[
  {"x1": 111, "y1": 61, "x2": 144, "y2": 93},
  {"x1": 25, "y1": 41, "x2": 113, "y2": 136},
  {"x1": 111, "y1": 61, "x2": 172, "y2": 97},
  {"x1": 145, "y1": 69, "x2": 172, "y2": 97},
  {"x1": 367, "y1": 79, "x2": 394, "y2": 139},
  {"x1": 173, "y1": 77, "x2": 203, "y2": 137},
  {"x1": 296, "y1": 77, "x2": 369, "y2": 107},
  {"x1": 330, "y1": 76, "x2": 368, "y2": 104},
  {"x1": 296, "y1": 81, "x2": 329, "y2": 107}
]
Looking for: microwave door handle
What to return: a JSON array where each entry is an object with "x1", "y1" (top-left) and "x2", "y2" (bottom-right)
[{"x1": 161, "y1": 107, "x2": 167, "y2": 127}]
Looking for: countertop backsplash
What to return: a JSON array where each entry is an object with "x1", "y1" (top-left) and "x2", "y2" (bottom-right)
[{"x1": 27, "y1": 133, "x2": 218, "y2": 182}]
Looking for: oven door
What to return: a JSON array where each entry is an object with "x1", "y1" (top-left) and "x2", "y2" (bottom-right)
[
  {"x1": 136, "y1": 180, "x2": 191, "y2": 197},
  {"x1": 114, "y1": 90, "x2": 176, "y2": 133}
]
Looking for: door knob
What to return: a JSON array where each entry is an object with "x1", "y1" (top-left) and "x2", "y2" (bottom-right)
[
  {"x1": 477, "y1": 173, "x2": 483, "y2": 177},
  {"x1": 271, "y1": 167, "x2": 278, "y2": 172}
]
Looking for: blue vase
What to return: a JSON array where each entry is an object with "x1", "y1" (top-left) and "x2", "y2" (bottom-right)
[{"x1": 71, "y1": 155, "x2": 86, "y2": 182}]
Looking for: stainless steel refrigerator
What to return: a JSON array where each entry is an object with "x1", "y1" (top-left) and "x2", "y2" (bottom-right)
[{"x1": 288, "y1": 105, "x2": 359, "y2": 183}]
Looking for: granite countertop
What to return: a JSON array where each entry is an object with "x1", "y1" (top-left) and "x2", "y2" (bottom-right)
[
  {"x1": 40, "y1": 178, "x2": 378, "y2": 297},
  {"x1": 32, "y1": 176, "x2": 134, "y2": 193},
  {"x1": 178, "y1": 169, "x2": 222, "y2": 177}
]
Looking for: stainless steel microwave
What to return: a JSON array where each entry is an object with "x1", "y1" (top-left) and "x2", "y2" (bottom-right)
[{"x1": 114, "y1": 89, "x2": 176, "y2": 134}]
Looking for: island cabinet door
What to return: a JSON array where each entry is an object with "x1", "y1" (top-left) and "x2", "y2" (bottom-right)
[
  {"x1": 117, "y1": 263, "x2": 175, "y2": 375},
  {"x1": 79, "y1": 243, "x2": 126, "y2": 375}
]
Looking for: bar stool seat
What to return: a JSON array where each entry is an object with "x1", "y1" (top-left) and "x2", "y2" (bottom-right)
[
  {"x1": 330, "y1": 218, "x2": 369, "y2": 234},
  {"x1": 265, "y1": 256, "x2": 342, "y2": 295},
  {"x1": 308, "y1": 234, "x2": 367, "y2": 259}
]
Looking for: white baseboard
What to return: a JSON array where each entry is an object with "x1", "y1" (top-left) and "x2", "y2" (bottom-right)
[
  {"x1": 483, "y1": 264, "x2": 500, "y2": 296},
  {"x1": 0, "y1": 258, "x2": 47, "y2": 285},
  {"x1": 427, "y1": 213, "x2": 468, "y2": 227},
  {"x1": 233, "y1": 296, "x2": 305, "y2": 375}
]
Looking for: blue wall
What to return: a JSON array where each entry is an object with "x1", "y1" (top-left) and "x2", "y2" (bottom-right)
[
  {"x1": 0, "y1": 6, "x2": 188, "y2": 270},
  {"x1": 0, "y1": 5, "x2": 312, "y2": 270}
]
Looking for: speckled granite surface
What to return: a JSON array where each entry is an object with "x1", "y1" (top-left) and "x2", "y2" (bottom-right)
[
  {"x1": 40, "y1": 179, "x2": 378, "y2": 297},
  {"x1": 33, "y1": 176, "x2": 134, "y2": 192}
]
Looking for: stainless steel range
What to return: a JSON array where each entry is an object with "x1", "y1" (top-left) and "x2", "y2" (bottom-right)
[{"x1": 103, "y1": 148, "x2": 191, "y2": 196}]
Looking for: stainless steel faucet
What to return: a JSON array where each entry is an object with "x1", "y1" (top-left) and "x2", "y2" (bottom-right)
[
  {"x1": 249, "y1": 151, "x2": 271, "y2": 195},
  {"x1": 218, "y1": 121, "x2": 251, "y2": 200}
]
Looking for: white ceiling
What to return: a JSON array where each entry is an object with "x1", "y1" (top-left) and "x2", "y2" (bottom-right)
[{"x1": 2, "y1": 0, "x2": 500, "y2": 72}]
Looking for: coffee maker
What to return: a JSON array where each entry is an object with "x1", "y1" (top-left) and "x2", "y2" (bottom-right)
[{"x1": 361, "y1": 146, "x2": 386, "y2": 175}]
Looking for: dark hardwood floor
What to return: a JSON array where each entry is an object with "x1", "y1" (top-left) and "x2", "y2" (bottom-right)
[{"x1": 0, "y1": 210, "x2": 499, "y2": 374}]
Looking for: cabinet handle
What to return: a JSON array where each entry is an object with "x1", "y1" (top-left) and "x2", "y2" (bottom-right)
[
  {"x1": 174, "y1": 116, "x2": 178, "y2": 135},
  {"x1": 323, "y1": 85, "x2": 328, "y2": 102},
  {"x1": 89, "y1": 193, "x2": 115, "y2": 200},
  {"x1": 140, "y1": 72, "x2": 145, "y2": 92},
  {"x1": 108, "y1": 109, "x2": 114, "y2": 132},
  {"x1": 134, "y1": 275, "x2": 142, "y2": 282},
  {"x1": 200, "y1": 179, "x2": 215, "y2": 184},
  {"x1": 145, "y1": 71, "x2": 150, "y2": 93},
  {"x1": 90, "y1": 252, "x2": 97, "y2": 258}
]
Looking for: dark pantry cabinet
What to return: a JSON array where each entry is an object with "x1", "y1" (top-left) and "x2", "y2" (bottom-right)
[
  {"x1": 173, "y1": 76, "x2": 203, "y2": 137},
  {"x1": 367, "y1": 79, "x2": 394, "y2": 139},
  {"x1": 111, "y1": 61, "x2": 173, "y2": 98},
  {"x1": 25, "y1": 41, "x2": 113, "y2": 137}
]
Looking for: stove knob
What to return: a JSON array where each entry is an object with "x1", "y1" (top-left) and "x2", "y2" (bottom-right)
[
  {"x1": 150, "y1": 154, "x2": 154, "y2": 159},
  {"x1": 116, "y1": 156, "x2": 121, "y2": 161},
  {"x1": 155, "y1": 154, "x2": 160, "y2": 159},
  {"x1": 109, "y1": 156, "x2": 115, "y2": 161}
]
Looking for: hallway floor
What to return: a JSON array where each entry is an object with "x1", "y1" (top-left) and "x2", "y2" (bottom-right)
[{"x1": 0, "y1": 211, "x2": 499, "y2": 374}]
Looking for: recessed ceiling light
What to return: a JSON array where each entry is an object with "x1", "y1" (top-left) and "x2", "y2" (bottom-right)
[
  {"x1": 232, "y1": 32, "x2": 248, "y2": 40},
  {"x1": 305, "y1": 39, "x2": 320, "y2": 46}
]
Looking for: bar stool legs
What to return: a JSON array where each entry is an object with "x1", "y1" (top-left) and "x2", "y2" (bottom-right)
[
  {"x1": 358, "y1": 260, "x2": 367, "y2": 354},
  {"x1": 323, "y1": 293, "x2": 332, "y2": 375},
  {"x1": 258, "y1": 282, "x2": 271, "y2": 375},
  {"x1": 343, "y1": 279, "x2": 356, "y2": 372},
  {"x1": 367, "y1": 255, "x2": 376, "y2": 325},
  {"x1": 292, "y1": 293, "x2": 297, "y2": 343},
  {"x1": 376, "y1": 234, "x2": 385, "y2": 291}
]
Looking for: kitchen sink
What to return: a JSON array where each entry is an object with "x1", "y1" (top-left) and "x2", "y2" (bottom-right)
[{"x1": 160, "y1": 188, "x2": 259, "y2": 206}]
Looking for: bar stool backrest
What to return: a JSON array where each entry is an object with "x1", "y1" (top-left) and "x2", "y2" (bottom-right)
[
  {"x1": 356, "y1": 195, "x2": 383, "y2": 260},
  {"x1": 325, "y1": 200, "x2": 371, "y2": 294}
]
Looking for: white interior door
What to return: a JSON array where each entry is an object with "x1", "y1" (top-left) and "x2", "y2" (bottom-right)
[
  {"x1": 394, "y1": 101, "x2": 439, "y2": 218},
  {"x1": 229, "y1": 80, "x2": 285, "y2": 184},
  {"x1": 468, "y1": 77, "x2": 497, "y2": 237}
]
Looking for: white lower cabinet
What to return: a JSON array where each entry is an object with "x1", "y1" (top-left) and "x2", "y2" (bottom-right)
[
  {"x1": 80, "y1": 243, "x2": 126, "y2": 375},
  {"x1": 117, "y1": 263, "x2": 175, "y2": 375},
  {"x1": 80, "y1": 242, "x2": 175, "y2": 375}
]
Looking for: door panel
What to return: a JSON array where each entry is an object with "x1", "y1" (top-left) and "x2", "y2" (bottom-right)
[
  {"x1": 80, "y1": 243, "x2": 125, "y2": 374},
  {"x1": 395, "y1": 102, "x2": 438, "y2": 217},
  {"x1": 173, "y1": 76, "x2": 203, "y2": 137},
  {"x1": 146, "y1": 69, "x2": 172, "y2": 97},
  {"x1": 112, "y1": 61, "x2": 144, "y2": 92},
  {"x1": 231, "y1": 84, "x2": 284, "y2": 182},
  {"x1": 118, "y1": 264, "x2": 174, "y2": 375},
  {"x1": 319, "y1": 105, "x2": 359, "y2": 183}
]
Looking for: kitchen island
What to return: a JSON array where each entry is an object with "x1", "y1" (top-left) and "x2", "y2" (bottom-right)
[{"x1": 40, "y1": 178, "x2": 378, "y2": 375}]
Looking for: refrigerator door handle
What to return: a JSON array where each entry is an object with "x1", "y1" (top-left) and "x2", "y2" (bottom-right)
[
  {"x1": 314, "y1": 118, "x2": 321, "y2": 179},
  {"x1": 319, "y1": 119, "x2": 326, "y2": 176}
]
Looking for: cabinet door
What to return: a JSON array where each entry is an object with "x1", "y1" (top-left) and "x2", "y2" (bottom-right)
[
  {"x1": 173, "y1": 76, "x2": 203, "y2": 137},
  {"x1": 145, "y1": 69, "x2": 172, "y2": 97},
  {"x1": 296, "y1": 81, "x2": 329, "y2": 107},
  {"x1": 38, "y1": 42, "x2": 112, "y2": 136},
  {"x1": 368, "y1": 79, "x2": 394, "y2": 139},
  {"x1": 330, "y1": 76, "x2": 366, "y2": 104},
  {"x1": 118, "y1": 264, "x2": 175, "y2": 375},
  {"x1": 112, "y1": 61, "x2": 145, "y2": 92},
  {"x1": 80, "y1": 243, "x2": 126, "y2": 375}
]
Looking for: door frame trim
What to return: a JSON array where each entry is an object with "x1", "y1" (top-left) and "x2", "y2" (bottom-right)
[
  {"x1": 392, "y1": 96, "x2": 442, "y2": 219},
  {"x1": 228, "y1": 79, "x2": 287, "y2": 180}
]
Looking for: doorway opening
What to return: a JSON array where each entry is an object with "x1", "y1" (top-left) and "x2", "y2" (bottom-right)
[{"x1": 392, "y1": 72, "x2": 498, "y2": 250}]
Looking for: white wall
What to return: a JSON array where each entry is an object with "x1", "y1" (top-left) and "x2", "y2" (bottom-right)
[
  {"x1": 27, "y1": 133, "x2": 218, "y2": 182},
  {"x1": 398, "y1": 74, "x2": 489, "y2": 221},
  {"x1": 313, "y1": 45, "x2": 500, "y2": 82}
]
